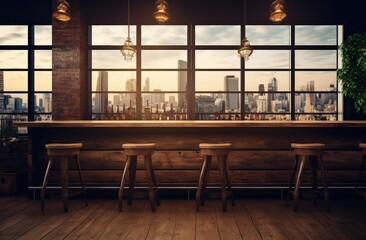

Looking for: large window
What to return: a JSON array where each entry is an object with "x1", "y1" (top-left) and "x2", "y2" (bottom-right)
[
  {"x1": 89, "y1": 24, "x2": 343, "y2": 121},
  {"x1": 0, "y1": 25, "x2": 52, "y2": 127}
]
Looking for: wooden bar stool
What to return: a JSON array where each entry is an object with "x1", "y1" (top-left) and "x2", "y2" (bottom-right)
[
  {"x1": 118, "y1": 143, "x2": 160, "y2": 212},
  {"x1": 41, "y1": 143, "x2": 87, "y2": 212},
  {"x1": 196, "y1": 143, "x2": 235, "y2": 212},
  {"x1": 286, "y1": 143, "x2": 329, "y2": 211},
  {"x1": 355, "y1": 143, "x2": 366, "y2": 198}
]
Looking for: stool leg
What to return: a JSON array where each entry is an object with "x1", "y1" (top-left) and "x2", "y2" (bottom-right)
[
  {"x1": 218, "y1": 155, "x2": 228, "y2": 212},
  {"x1": 75, "y1": 154, "x2": 87, "y2": 207},
  {"x1": 41, "y1": 158, "x2": 53, "y2": 211},
  {"x1": 146, "y1": 155, "x2": 160, "y2": 206},
  {"x1": 60, "y1": 157, "x2": 69, "y2": 212},
  {"x1": 286, "y1": 155, "x2": 299, "y2": 206},
  {"x1": 310, "y1": 156, "x2": 319, "y2": 206},
  {"x1": 145, "y1": 155, "x2": 156, "y2": 212},
  {"x1": 355, "y1": 155, "x2": 366, "y2": 193},
  {"x1": 118, "y1": 156, "x2": 130, "y2": 212},
  {"x1": 201, "y1": 156, "x2": 211, "y2": 206},
  {"x1": 319, "y1": 155, "x2": 330, "y2": 211},
  {"x1": 128, "y1": 156, "x2": 137, "y2": 205},
  {"x1": 196, "y1": 156, "x2": 209, "y2": 212},
  {"x1": 294, "y1": 156, "x2": 306, "y2": 211},
  {"x1": 223, "y1": 155, "x2": 235, "y2": 206}
]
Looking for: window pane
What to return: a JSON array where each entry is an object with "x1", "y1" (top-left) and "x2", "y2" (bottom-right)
[
  {"x1": 195, "y1": 25, "x2": 240, "y2": 45},
  {"x1": 92, "y1": 50, "x2": 136, "y2": 69},
  {"x1": 0, "y1": 50, "x2": 27, "y2": 69},
  {"x1": 196, "y1": 50, "x2": 240, "y2": 69},
  {"x1": 245, "y1": 50, "x2": 290, "y2": 69},
  {"x1": 141, "y1": 71, "x2": 179, "y2": 91},
  {"x1": 92, "y1": 93, "x2": 137, "y2": 117},
  {"x1": 34, "y1": 114, "x2": 52, "y2": 121},
  {"x1": 143, "y1": 93, "x2": 187, "y2": 112},
  {"x1": 195, "y1": 93, "x2": 241, "y2": 115},
  {"x1": 35, "y1": 71, "x2": 52, "y2": 91},
  {"x1": 295, "y1": 114, "x2": 337, "y2": 121},
  {"x1": 295, "y1": 26, "x2": 337, "y2": 45},
  {"x1": 295, "y1": 71, "x2": 337, "y2": 91},
  {"x1": 35, "y1": 93, "x2": 52, "y2": 113},
  {"x1": 142, "y1": 25, "x2": 187, "y2": 45},
  {"x1": 0, "y1": 26, "x2": 27, "y2": 45},
  {"x1": 35, "y1": 50, "x2": 52, "y2": 69},
  {"x1": 91, "y1": 71, "x2": 136, "y2": 92},
  {"x1": 244, "y1": 113, "x2": 290, "y2": 121},
  {"x1": 294, "y1": 93, "x2": 337, "y2": 114},
  {"x1": 196, "y1": 71, "x2": 240, "y2": 91},
  {"x1": 245, "y1": 93, "x2": 290, "y2": 114},
  {"x1": 35, "y1": 25, "x2": 52, "y2": 45},
  {"x1": 2, "y1": 71, "x2": 27, "y2": 91},
  {"x1": 0, "y1": 93, "x2": 28, "y2": 113},
  {"x1": 245, "y1": 71, "x2": 290, "y2": 91},
  {"x1": 295, "y1": 50, "x2": 337, "y2": 69},
  {"x1": 246, "y1": 25, "x2": 291, "y2": 45},
  {"x1": 91, "y1": 25, "x2": 136, "y2": 45},
  {"x1": 141, "y1": 50, "x2": 187, "y2": 69}
]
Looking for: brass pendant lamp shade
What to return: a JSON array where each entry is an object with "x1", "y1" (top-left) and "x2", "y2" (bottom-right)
[
  {"x1": 238, "y1": 0, "x2": 253, "y2": 61},
  {"x1": 153, "y1": 0, "x2": 170, "y2": 23},
  {"x1": 269, "y1": 0, "x2": 287, "y2": 23},
  {"x1": 53, "y1": 0, "x2": 71, "y2": 22},
  {"x1": 121, "y1": 0, "x2": 136, "y2": 61}
]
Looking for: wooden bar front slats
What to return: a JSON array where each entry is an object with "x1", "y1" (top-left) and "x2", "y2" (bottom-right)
[{"x1": 14, "y1": 121, "x2": 366, "y2": 188}]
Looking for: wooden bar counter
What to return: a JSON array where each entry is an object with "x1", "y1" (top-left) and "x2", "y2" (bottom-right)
[{"x1": 15, "y1": 121, "x2": 366, "y2": 190}]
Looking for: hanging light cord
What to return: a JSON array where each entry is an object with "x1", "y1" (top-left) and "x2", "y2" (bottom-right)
[
  {"x1": 127, "y1": 0, "x2": 131, "y2": 39},
  {"x1": 243, "y1": 0, "x2": 246, "y2": 34}
]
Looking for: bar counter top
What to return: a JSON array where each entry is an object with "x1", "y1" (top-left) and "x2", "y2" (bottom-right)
[{"x1": 14, "y1": 120, "x2": 366, "y2": 128}]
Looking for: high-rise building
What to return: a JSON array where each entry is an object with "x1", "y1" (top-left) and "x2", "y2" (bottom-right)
[
  {"x1": 125, "y1": 78, "x2": 136, "y2": 107},
  {"x1": 143, "y1": 77, "x2": 150, "y2": 91},
  {"x1": 178, "y1": 60, "x2": 187, "y2": 109},
  {"x1": 307, "y1": 80, "x2": 315, "y2": 105},
  {"x1": 44, "y1": 93, "x2": 52, "y2": 112},
  {"x1": 0, "y1": 71, "x2": 4, "y2": 111},
  {"x1": 224, "y1": 75, "x2": 239, "y2": 111},
  {"x1": 267, "y1": 77, "x2": 278, "y2": 112},
  {"x1": 95, "y1": 71, "x2": 108, "y2": 113},
  {"x1": 258, "y1": 84, "x2": 265, "y2": 96}
]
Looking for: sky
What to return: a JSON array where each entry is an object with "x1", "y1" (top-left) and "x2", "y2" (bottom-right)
[{"x1": 0, "y1": 24, "x2": 341, "y2": 105}]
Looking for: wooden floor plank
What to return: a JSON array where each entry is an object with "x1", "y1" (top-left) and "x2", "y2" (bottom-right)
[
  {"x1": 171, "y1": 200, "x2": 196, "y2": 240},
  {"x1": 196, "y1": 201, "x2": 221, "y2": 240},
  {"x1": 233, "y1": 201, "x2": 262, "y2": 240},
  {"x1": 0, "y1": 196, "x2": 35, "y2": 222}
]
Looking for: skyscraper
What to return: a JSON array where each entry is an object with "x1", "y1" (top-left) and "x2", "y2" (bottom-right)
[
  {"x1": 95, "y1": 71, "x2": 108, "y2": 113},
  {"x1": 267, "y1": 77, "x2": 278, "y2": 112},
  {"x1": 125, "y1": 78, "x2": 136, "y2": 107},
  {"x1": 178, "y1": 60, "x2": 187, "y2": 109},
  {"x1": 0, "y1": 71, "x2": 4, "y2": 111},
  {"x1": 307, "y1": 80, "x2": 315, "y2": 105},
  {"x1": 224, "y1": 75, "x2": 239, "y2": 111}
]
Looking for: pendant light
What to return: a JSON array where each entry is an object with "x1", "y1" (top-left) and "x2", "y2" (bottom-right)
[
  {"x1": 121, "y1": 0, "x2": 136, "y2": 61},
  {"x1": 269, "y1": 0, "x2": 287, "y2": 23},
  {"x1": 238, "y1": 0, "x2": 253, "y2": 61},
  {"x1": 53, "y1": 0, "x2": 71, "y2": 22},
  {"x1": 153, "y1": 0, "x2": 170, "y2": 23}
]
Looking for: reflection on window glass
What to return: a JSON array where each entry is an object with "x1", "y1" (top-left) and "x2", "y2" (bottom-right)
[
  {"x1": 195, "y1": 50, "x2": 240, "y2": 69},
  {"x1": 245, "y1": 50, "x2": 290, "y2": 69},
  {"x1": 0, "y1": 50, "x2": 27, "y2": 69},
  {"x1": 295, "y1": 50, "x2": 337, "y2": 69},
  {"x1": 2, "y1": 71, "x2": 28, "y2": 91},
  {"x1": 245, "y1": 71, "x2": 290, "y2": 91},
  {"x1": 196, "y1": 25, "x2": 240, "y2": 45},
  {"x1": 141, "y1": 50, "x2": 187, "y2": 69},
  {"x1": 92, "y1": 25, "x2": 136, "y2": 45},
  {"x1": 35, "y1": 25, "x2": 52, "y2": 45},
  {"x1": 295, "y1": 71, "x2": 337, "y2": 91},
  {"x1": 246, "y1": 25, "x2": 291, "y2": 45},
  {"x1": 245, "y1": 93, "x2": 290, "y2": 114},
  {"x1": 196, "y1": 71, "x2": 240, "y2": 91},
  {"x1": 0, "y1": 26, "x2": 27, "y2": 45},
  {"x1": 141, "y1": 71, "x2": 180, "y2": 91},
  {"x1": 35, "y1": 50, "x2": 52, "y2": 69},
  {"x1": 92, "y1": 50, "x2": 136, "y2": 69},
  {"x1": 295, "y1": 26, "x2": 337, "y2": 45},
  {"x1": 142, "y1": 25, "x2": 187, "y2": 45},
  {"x1": 92, "y1": 71, "x2": 136, "y2": 92},
  {"x1": 35, "y1": 71, "x2": 52, "y2": 91},
  {"x1": 0, "y1": 93, "x2": 28, "y2": 113}
]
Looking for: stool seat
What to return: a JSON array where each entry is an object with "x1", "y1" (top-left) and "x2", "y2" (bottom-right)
[
  {"x1": 287, "y1": 143, "x2": 329, "y2": 211},
  {"x1": 119, "y1": 143, "x2": 159, "y2": 212},
  {"x1": 41, "y1": 143, "x2": 87, "y2": 212},
  {"x1": 196, "y1": 143, "x2": 234, "y2": 212}
]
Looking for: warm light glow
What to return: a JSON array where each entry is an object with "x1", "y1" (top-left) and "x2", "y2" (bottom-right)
[
  {"x1": 153, "y1": 0, "x2": 170, "y2": 23},
  {"x1": 238, "y1": 37, "x2": 253, "y2": 61},
  {"x1": 121, "y1": 37, "x2": 136, "y2": 62},
  {"x1": 269, "y1": 0, "x2": 287, "y2": 23},
  {"x1": 53, "y1": 0, "x2": 71, "y2": 22}
]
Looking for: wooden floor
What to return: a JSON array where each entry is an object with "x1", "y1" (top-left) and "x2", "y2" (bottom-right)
[{"x1": 1, "y1": 195, "x2": 366, "y2": 240}]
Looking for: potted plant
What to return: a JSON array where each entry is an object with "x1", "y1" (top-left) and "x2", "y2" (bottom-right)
[
  {"x1": 337, "y1": 33, "x2": 366, "y2": 113},
  {"x1": 0, "y1": 118, "x2": 19, "y2": 156}
]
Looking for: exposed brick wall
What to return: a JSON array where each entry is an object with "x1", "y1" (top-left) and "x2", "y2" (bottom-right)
[{"x1": 52, "y1": 0, "x2": 88, "y2": 120}]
